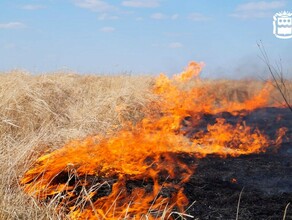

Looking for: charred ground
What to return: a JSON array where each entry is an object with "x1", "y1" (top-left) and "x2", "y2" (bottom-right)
[{"x1": 183, "y1": 107, "x2": 292, "y2": 219}]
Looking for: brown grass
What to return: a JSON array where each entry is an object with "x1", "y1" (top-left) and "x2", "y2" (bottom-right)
[{"x1": 0, "y1": 70, "x2": 290, "y2": 219}]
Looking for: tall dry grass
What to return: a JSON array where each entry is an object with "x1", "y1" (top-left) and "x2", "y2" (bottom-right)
[
  {"x1": 0, "y1": 71, "x2": 153, "y2": 219},
  {"x1": 0, "y1": 70, "x2": 289, "y2": 219}
]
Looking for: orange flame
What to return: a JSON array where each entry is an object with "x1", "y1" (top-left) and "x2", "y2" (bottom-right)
[
  {"x1": 173, "y1": 61, "x2": 202, "y2": 82},
  {"x1": 231, "y1": 178, "x2": 237, "y2": 183},
  {"x1": 21, "y1": 62, "x2": 286, "y2": 219}
]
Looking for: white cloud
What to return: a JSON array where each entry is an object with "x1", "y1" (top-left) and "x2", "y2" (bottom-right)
[
  {"x1": 122, "y1": 0, "x2": 160, "y2": 8},
  {"x1": 22, "y1": 4, "x2": 46, "y2": 10},
  {"x1": 189, "y1": 13, "x2": 210, "y2": 21},
  {"x1": 0, "y1": 22, "x2": 26, "y2": 29},
  {"x1": 150, "y1": 13, "x2": 179, "y2": 20},
  {"x1": 74, "y1": 0, "x2": 114, "y2": 12},
  {"x1": 231, "y1": 1, "x2": 286, "y2": 19},
  {"x1": 231, "y1": 11, "x2": 271, "y2": 19},
  {"x1": 98, "y1": 13, "x2": 119, "y2": 20},
  {"x1": 237, "y1": 1, "x2": 285, "y2": 11},
  {"x1": 151, "y1": 13, "x2": 167, "y2": 20},
  {"x1": 100, "y1": 26, "x2": 115, "y2": 32},
  {"x1": 168, "y1": 42, "x2": 183, "y2": 49}
]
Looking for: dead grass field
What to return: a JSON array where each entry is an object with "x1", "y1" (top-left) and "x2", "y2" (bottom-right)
[{"x1": 0, "y1": 70, "x2": 290, "y2": 219}]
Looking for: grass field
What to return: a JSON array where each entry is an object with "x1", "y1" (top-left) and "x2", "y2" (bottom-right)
[{"x1": 0, "y1": 70, "x2": 290, "y2": 219}]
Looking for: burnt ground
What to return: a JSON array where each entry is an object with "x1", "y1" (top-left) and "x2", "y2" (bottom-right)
[
  {"x1": 28, "y1": 107, "x2": 291, "y2": 219},
  {"x1": 183, "y1": 107, "x2": 292, "y2": 220}
]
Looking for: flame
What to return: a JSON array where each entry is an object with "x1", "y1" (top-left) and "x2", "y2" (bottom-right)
[
  {"x1": 21, "y1": 62, "x2": 287, "y2": 219},
  {"x1": 231, "y1": 178, "x2": 237, "y2": 183},
  {"x1": 173, "y1": 61, "x2": 202, "y2": 82}
]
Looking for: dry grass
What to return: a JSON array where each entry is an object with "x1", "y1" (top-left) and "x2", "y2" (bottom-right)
[
  {"x1": 0, "y1": 70, "x2": 290, "y2": 219},
  {"x1": 0, "y1": 71, "x2": 153, "y2": 219}
]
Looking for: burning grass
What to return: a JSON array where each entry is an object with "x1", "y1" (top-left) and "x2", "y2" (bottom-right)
[
  {"x1": 0, "y1": 64, "x2": 291, "y2": 219},
  {"x1": 0, "y1": 72, "x2": 152, "y2": 219}
]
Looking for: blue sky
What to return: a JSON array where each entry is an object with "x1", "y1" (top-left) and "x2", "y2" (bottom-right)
[{"x1": 0, "y1": 0, "x2": 291, "y2": 78}]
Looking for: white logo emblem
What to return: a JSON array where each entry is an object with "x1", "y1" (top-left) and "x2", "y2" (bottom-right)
[{"x1": 273, "y1": 11, "x2": 292, "y2": 39}]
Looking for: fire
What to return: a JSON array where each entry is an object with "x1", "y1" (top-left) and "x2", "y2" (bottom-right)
[
  {"x1": 173, "y1": 61, "x2": 202, "y2": 82},
  {"x1": 231, "y1": 178, "x2": 237, "y2": 183},
  {"x1": 21, "y1": 62, "x2": 286, "y2": 219}
]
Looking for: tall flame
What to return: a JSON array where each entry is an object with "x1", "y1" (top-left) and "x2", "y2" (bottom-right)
[{"x1": 21, "y1": 62, "x2": 286, "y2": 219}]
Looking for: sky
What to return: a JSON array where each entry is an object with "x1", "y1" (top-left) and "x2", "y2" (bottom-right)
[{"x1": 0, "y1": 0, "x2": 292, "y2": 78}]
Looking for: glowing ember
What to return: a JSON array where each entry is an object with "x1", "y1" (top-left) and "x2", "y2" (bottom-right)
[
  {"x1": 231, "y1": 178, "x2": 237, "y2": 183},
  {"x1": 21, "y1": 62, "x2": 286, "y2": 219}
]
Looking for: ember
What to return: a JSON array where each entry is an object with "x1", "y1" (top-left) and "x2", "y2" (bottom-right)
[
  {"x1": 231, "y1": 178, "x2": 237, "y2": 183},
  {"x1": 21, "y1": 62, "x2": 289, "y2": 219}
]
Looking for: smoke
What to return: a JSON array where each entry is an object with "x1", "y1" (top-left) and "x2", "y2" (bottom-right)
[{"x1": 204, "y1": 55, "x2": 292, "y2": 80}]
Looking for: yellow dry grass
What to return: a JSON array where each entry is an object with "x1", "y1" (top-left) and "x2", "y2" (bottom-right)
[
  {"x1": 0, "y1": 70, "x2": 290, "y2": 219},
  {"x1": 0, "y1": 71, "x2": 153, "y2": 219}
]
